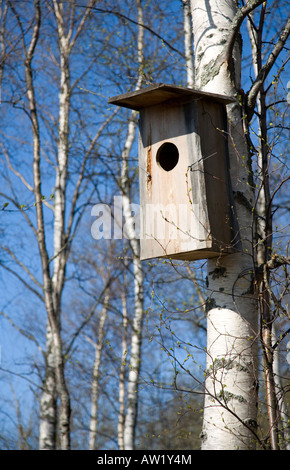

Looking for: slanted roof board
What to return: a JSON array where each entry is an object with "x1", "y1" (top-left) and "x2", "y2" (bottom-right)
[{"x1": 108, "y1": 83, "x2": 235, "y2": 110}]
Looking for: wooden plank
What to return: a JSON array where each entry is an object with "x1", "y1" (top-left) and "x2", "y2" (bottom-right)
[
  {"x1": 197, "y1": 100, "x2": 239, "y2": 253},
  {"x1": 108, "y1": 83, "x2": 235, "y2": 110}
]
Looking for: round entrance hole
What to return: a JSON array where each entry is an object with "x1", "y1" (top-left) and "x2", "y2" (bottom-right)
[{"x1": 156, "y1": 142, "x2": 179, "y2": 172}]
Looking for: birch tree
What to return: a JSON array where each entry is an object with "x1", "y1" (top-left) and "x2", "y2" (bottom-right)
[
  {"x1": 117, "y1": 277, "x2": 129, "y2": 450},
  {"x1": 246, "y1": 5, "x2": 289, "y2": 449},
  {"x1": 181, "y1": 0, "x2": 194, "y2": 88},
  {"x1": 36, "y1": 0, "x2": 102, "y2": 449},
  {"x1": 88, "y1": 289, "x2": 110, "y2": 450},
  {"x1": 248, "y1": 6, "x2": 290, "y2": 448},
  {"x1": 190, "y1": 0, "x2": 290, "y2": 450},
  {"x1": 4, "y1": 0, "x2": 71, "y2": 449},
  {"x1": 0, "y1": 0, "x2": 115, "y2": 449},
  {"x1": 119, "y1": 0, "x2": 145, "y2": 450}
]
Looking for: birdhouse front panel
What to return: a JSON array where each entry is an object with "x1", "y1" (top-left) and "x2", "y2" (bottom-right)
[
  {"x1": 138, "y1": 100, "x2": 211, "y2": 260},
  {"x1": 108, "y1": 84, "x2": 238, "y2": 261}
]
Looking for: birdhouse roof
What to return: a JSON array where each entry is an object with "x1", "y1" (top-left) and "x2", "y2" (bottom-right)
[{"x1": 108, "y1": 83, "x2": 235, "y2": 110}]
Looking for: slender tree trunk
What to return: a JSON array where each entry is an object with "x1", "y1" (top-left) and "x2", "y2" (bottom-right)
[
  {"x1": 89, "y1": 292, "x2": 110, "y2": 450},
  {"x1": 51, "y1": 34, "x2": 71, "y2": 455},
  {"x1": 191, "y1": 0, "x2": 259, "y2": 449},
  {"x1": 118, "y1": 288, "x2": 129, "y2": 450},
  {"x1": 39, "y1": 2, "x2": 72, "y2": 450},
  {"x1": 247, "y1": 9, "x2": 284, "y2": 450},
  {"x1": 38, "y1": 0, "x2": 99, "y2": 449},
  {"x1": 19, "y1": 0, "x2": 61, "y2": 450},
  {"x1": 122, "y1": 0, "x2": 144, "y2": 450},
  {"x1": 39, "y1": 328, "x2": 57, "y2": 450},
  {"x1": 6, "y1": 0, "x2": 99, "y2": 450},
  {"x1": 181, "y1": 0, "x2": 194, "y2": 88},
  {"x1": 121, "y1": 114, "x2": 144, "y2": 450},
  {"x1": 123, "y1": 252, "x2": 143, "y2": 450}
]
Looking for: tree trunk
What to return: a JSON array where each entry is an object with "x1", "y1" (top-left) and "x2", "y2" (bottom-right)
[
  {"x1": 121, "y1": 113, "x2": 144, "y2": 451},
  {"x1": 51, "y1": 33, "x2": 71, "y2": 455},
  {"x1": 182, "y1": 0, "x2": 194, "y2": 88},
  {"x1": 89, "y1": 292, "x2": 110, "y2": 450},
  {"x1": 118, "y1": 288, "x2": 129, "y2": 450},
  {"x1": 247, "y1": 8, "x2": 287, "y2": 450},
  {"x1": 39, "y1": 327, "x2": 57, "y2": 450},
  {"x1": 20, "y1": 0, "x2": 63, "y2": 450},
  {"x1": 191, "y1": 0, "x2": 259, "y2": 450},
  {"x1": 39, "y1": 2, "x2": 72, "y2": 450},
  {"x1": 122, "y1": 0, "x2": 144, "y2": 451}
]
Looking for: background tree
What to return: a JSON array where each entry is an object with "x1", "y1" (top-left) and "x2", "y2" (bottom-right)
[{"x1": 0, "y1": 0, "x2": 116, "y2": 449}]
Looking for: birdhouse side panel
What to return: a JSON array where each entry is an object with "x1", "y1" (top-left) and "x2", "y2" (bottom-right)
[
  {"x1": 197, "y1": 100, "x2": 236, "y2": 253},
  {"x1": 183, "y1": 101, "x2": 213, "y2": 249}
]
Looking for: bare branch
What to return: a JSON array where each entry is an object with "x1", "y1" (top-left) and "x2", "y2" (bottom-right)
[
  {"x1": 0, "y1": 311, "x2": 44, "y2": 354},
  {"x1": 225, "y1": 0, "x2": 265, "y2": 64},
  {"x1": 0, "y1": 192, "x2": 37, "y2": 236},
  {"x1": 26, "y1": 0, "x2": 41, "y2": 61},
  {"x1": 65, "y1": 107, "x2": 119, "y2": 247},
  {"x1": 0, "y1": 260, "x2": 44, "y2": 302},
  {"x1": 0, "y1": 142, "x2": 54, "y2": 211},
  {"x1": 246, "y1": 16, "x2": 290, "y2": 120},
  {"x1": 68, "y1": 0, "x2": 96, "y2": 51},
  {"x1": 75, "y1": 3, "x2": 185, "y2": 59},
  {"x1": 1, "y1": 244, "x2": 43, "y2": 289},
  {"x1": 64, "y1": 279, "x2": 113, "y2": 357}
]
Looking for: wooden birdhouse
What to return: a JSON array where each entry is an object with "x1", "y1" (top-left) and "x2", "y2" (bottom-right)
[{"x1": 108, "y1": 83, "x2": 238, "y2": 261}]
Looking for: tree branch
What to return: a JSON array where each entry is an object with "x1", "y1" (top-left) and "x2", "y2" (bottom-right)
[
  {"x1": 224, "y1": 0, "x2": 265, "y2": 65},
  {"x1": 246, "y1": 16, "x2": 290, "y2": 120},
  {"x1": 65, "y1": 107, "x2": 119, "y2": 248},
  {"x1": 0, "y1": 311, "x2": 44, "y2": 354},
  {"x1": 0, "y1": 142, "x2": 54, "y2": 211},
  {"x1": 0, "y1": 192, "x2": 37, "y2": 236},
  {"x1": 0, "y1": 260, "x2": 44, "y2": 302},
  {"x1": 1, "y1": 244, "x2": 43, "y2": 289},
  {"x1": 75, "y1": 4, "x2": 185, "y2": 59},
  {"x1": 68, "y1": 0, "x2": 96, "y2": 51}
]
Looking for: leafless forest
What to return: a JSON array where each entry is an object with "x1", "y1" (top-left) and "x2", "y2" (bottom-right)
[{"x1": 0, "y1": 0, "x2": 289, "y2": 450}]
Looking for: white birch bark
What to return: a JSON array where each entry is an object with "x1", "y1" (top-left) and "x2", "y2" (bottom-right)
[
  {"x1": 191, "y1": 0, "x2": 259, "y2": 450},
  {"x1": 89, "y1": 292, "x2": 110, "y2": 450},
  {"x1": 53, "y1": 29, "x2": 71, "y2": 456},
  {"x1": 118, "y1": 289, "x2": 129, "y2": 450},
  {"x1": 39, "y1": 2, "x2": 72, "y2": 450},
  {"x1": 122, "y1": 0, "x2": 144, "y2": 450},
  {"x1": 5, "y1": 0, "x2": 108, "y2": 450},
  {"x1": 122, "y1": 247, "x2": 143, "y2": 450},
  {"x1": 39, "y1": 0, "x2": 98, "y2": 449},
  {"x1": 182, "y1": 0, "x2": 195, "y2": 88},
  {"x1": 17, "y1": 0, "x2": 62, "y2": 450},
  {"x1": 39, "y1": 329, "x2": 57, "y2": 450},
  {"x1": 246, "y1": 8, "x2": 266, "y2": 266}
]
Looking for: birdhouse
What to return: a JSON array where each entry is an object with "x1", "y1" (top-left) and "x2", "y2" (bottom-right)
[{"x1": 108, "y1": 83, "x2": 238, "y2": 261}]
